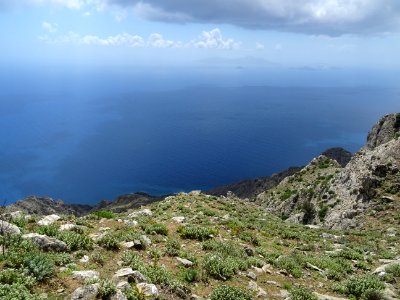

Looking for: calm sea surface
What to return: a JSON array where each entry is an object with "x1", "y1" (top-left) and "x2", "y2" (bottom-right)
[{"x1": 0, "y1": 68, "x2": 399, "y2": 203}]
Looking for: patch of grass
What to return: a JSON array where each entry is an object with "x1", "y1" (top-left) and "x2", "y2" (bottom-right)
[{"x1": 211, "y1": 285, "x2": 253, "y2": 300}]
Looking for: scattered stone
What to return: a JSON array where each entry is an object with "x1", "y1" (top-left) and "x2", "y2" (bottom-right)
[
  {"x1": 172, "y1": 216, "x2": 185, "y2": 223},
  {"x1": 72, "y1": 270, "x2": 100, "y2": 281},
  {"x1": 314, "y1": 292, "x2": 349, "y2": 300},
  {"x1": 79, "y1": 255, "x2": 90, "y2": 263},
  {"x1": 248, "y1": 281, "x2": 268, "y2": 298},
  {"x1": 124, "y1": 220, "x2": 138, "y2": 227},
  {"x1": 128, "y1": 209, "x2": 152, "y2": 218},
  {"x1": 382, "y1": 195, "x2": 395, "y2": 202},
  {"x1": 112, "y1": 268, "x2": 146, "y2": 284},
  {"x1": 190, "y1": 294, "x2": 204, "y2": 300},
  {"x1": 71, "y1": 284, "x2": 99, "y2": 300},
  {"x1": 266, "y1": 280, "x2": 280, "y2": 287},
  {"x1": 305, "y1": 225, "x2": 321, "y2": 229},
  {"x1": 22, "y1": 233, "x2": 67, "y2": 252},
  {"x1": 176, "y1": 257, "x2": 193, "y2": 267},
  {"x1": 307, "y1": 262, "x2": 324, "y2": 273},
  {"x1": 116, "y1": 281, "x2": 130, "y2": 291},
  {"x1": 110, "y1": 290, "x2": 128, "y2": 300},
  {"x1": 253, "y1": 267, "x2": 264, "y2": 274},
  {"x1": 10, "y1": 211, "x2": 23, "y2": 219},
  {"x1": 247, "y1": 271, "x2": 257, "y2": 280},
  {"x1": 321, "y1": 233, "x2": 339, "y2": 240},
  {"x1": 0, "y1": 220, "x2": 21, "y2": 235},
  {"x1": 141, "y1": 235, "x2": 152, "y2": 246},
  {"x1": 136, "y1": 283, "x2": 159, "y2": 300},
  {"x1": 38, "y1": 214, "x2": 61, "y2": 226},
  {"x1": 262, "y1": 264, "x2": 273, "y2": 274},
  {"x1": 60, "y1": 224, "x2": 76, "y2": 231},
  {"x1": 373, "y1": 260, "x2": 400, "y2": 274},
  {"x1": 383, "y1": 283, "x2": 397, "y2": 300},
  {"x1": 279, "y1": 289, "x2": 289, "y2": 299},
  {"x1": 121, "y1": 241, "x2": 135, "y2": 249}
]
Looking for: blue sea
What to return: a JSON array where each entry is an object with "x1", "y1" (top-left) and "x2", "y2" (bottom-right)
[{"x1": 1, "y1": 66, "x2": 399, "y2": 204}]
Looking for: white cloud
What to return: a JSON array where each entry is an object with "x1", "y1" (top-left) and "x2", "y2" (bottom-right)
[
  {"x1": 40, "y1": 28, "x2": 241, "y2": 50},
  {"x1": 42, "y1": 21, "x2": 58, "y2": 33},
  {"x1": 31, "y1": 0, "x2": 85, "y2": 9},
  {"x1": 189, "y1": 29, "x2": 240, "y2": 50}
]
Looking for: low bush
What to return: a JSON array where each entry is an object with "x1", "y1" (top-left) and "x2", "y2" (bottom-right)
[
  {"x1": 211, "y1": 285, "x2": 253, "y2": 300},
  {"x1": 335, "y1": 275, "x2": 385, "y2": 299},
  {"x1": 97, "y1": 233, "x2": 120, "y2": 250},
  {"x1": 57, "y1": 231, "x2": 93, "y2": 251},
  {"x1": 93, "y1": 210, "x2": 115, "y2": 219},
  {"x1": 178, "y1": 225, "x2": 216, "y2": 241},
  {"x1": 24, "y1": 254, "x2": 54, "y2": 281},
  {"x1": 145, "y1": 223, "x2": 168, "y2": 236},
  {"x1": 289, "y1": 286, "x2": 318, "y2": 300}
]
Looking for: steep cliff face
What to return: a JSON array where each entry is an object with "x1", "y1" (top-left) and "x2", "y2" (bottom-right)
[
  {"x1": 256, "y1": 113, "x2": 400, "y2": 230},
  {"x1": 366, "y1": 113, "x2": 400, "y2": 150}
]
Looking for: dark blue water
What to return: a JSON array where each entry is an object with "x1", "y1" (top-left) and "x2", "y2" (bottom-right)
[{"x1": 1, "y1": 67, "x2": 399, "y2": 204}]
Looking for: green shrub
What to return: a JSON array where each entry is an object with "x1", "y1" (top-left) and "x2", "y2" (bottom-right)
[
  {"x1": 37, "y1": 225, "x2": 59, "y2": 237},
  {"x1": 24, "y1": 254, "x2": 54, "y2": 281},
  {"x1": 165, "y1": 239, "x2": 181, "y2": 257},
  {"x1": 0, "y1": 269, "x2": 35, "y2": 288},
  {"x1": 238, "y1": 231, "x2": 260, "y2": 246},
  {"x1": 178, "y1": 225, "x2": 216, "y2": 241},
  {"x1": 0, "y1": 283, "x2": 41, "y2": 300},
  {"x1": 145, "y1": 223, "x2": 168, "y2": 236},
  {"x1": 203, "y1": 254, "x2": 241, "y2": 280},
  {"x1": 179, "y1": 268, "x2": 200, "y2": 283},
  {"x1": 92, "y1": 252, "x2": 106, "y2": 266},
  {"x1": 385, "y1": 264, "x2": 400, "y2": 277},
  {"x1": 318, "y1": 206, "x2": 329, "y2": 221},
  {"x1": 336, "y1": 275, "x2": 385, "y2": 299},
  {"x1": 93, "y1": 210, "x2": 115, "y2": 219},
  {"x1": 49, "y1": 253, "x2": 73, "y2": 266},
  {"x1": 289, "y1": 286, "x2": 318, "y2": 300},
  {"x1": 99, "y1": 279, "x2": 117, "y2": 298},
  {"x1": 122, "y1": 251, "x2": 145, "y2": 271},
  {"x1": 97, "y1": 234, "x2": 120, "y2": 250},
  {"x1": 57, "y1": 231, "x2": 93, "y2": 251},
  {"x1": 211, "y1": 285, "x2": 253, "y2": 300},
  {"x1": 275, "y1": 255, "x2": 303, "y2": 278}
]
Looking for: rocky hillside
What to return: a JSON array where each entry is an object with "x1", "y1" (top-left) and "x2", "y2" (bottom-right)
[
  {"x1": 1, "y1": 191, "x2": 399, "y2": 300},
  {"x1": 256, "y1": 113, "x2": 400, "y2": 230}
]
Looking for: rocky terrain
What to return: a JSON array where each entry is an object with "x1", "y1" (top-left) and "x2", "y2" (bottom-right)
[{"x1": 0, "y1": 113, "x2": 399, "y2": 300}]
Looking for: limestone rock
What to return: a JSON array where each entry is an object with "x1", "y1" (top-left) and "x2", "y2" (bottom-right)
[
  {"x1": 314, "y1": 292, "x2": 348, "y2": 300},
  {"x1": 0, "y1": 220, "x2": 21, "y2": 235},
  {"x1": 110, "y1": 290, "x2": 128, "y2": 300},
  {"x1": 22, "y1": 233, "x2": 67, "y2": 252},
  {"x1": 60, "y1": 224, "x2": 76, "y2": 231},
  {"x1": 172, "y1": 216, "x2": 185, "y2": 223},
  {"x1": 176, "y1": 257, "x2": 193, "y2": 267},
  {"x1": 38, "y1": 214, "x2": 61, "y2": 226},
  {"x1": 112, "y1": 268, "x2": 146, "y2": 283},
  {"x1": 128, "y1": 209, "x2": 152, "y2": 218},
  {"x1": 71, "y1": 284, "x2": 99, "y2": 300},
  {"x1": 373, "y1": 260, "x2": 400, "y2": 274},
  {"x1": 72, "y1": 270, "x2": 100, "y2": 281},
  {"x1": 136, "y1": 283, "x2": 159, "y2": 300}
]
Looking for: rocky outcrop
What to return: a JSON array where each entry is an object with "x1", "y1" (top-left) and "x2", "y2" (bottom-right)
[
  {"x1": 7, "y1": 196, "x2": 92, "y2": 216},
  {"x1": 0, "y1": 220, "x2": 21, "y2": 235},
  {"x1": 366, "y1": 113, "x2": 400, "y2": 149},
  {"x1": 22, "y1": 233, "x2": 68, "y2": 252},
  {"x1": 207, "y1": 167, "x2": 301, "y2": 199},
  {"x1": 322, "y1": 147, "x2": 352, "y2": 167}
]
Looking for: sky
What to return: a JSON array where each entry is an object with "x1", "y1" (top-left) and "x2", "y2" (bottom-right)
[{"x1": 1, "y1": 0, "x2": 400, "y2": 70}]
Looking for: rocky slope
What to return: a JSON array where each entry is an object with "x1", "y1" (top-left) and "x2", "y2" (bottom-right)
[
  {"x1": 1, "y1": 191, "x2": 399, "y2": 300},
  {"x1": 256, "y1": 113, "x2": 400, "y2": 230}
]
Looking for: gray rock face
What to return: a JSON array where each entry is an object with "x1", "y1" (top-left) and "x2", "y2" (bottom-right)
[
  {"x1": 22, "y1": 233, "x2": 68, "y2": 252},
  {"x1": 0, "y1": 220, "x2": 21, "y2": 235},
  {"x1": 71, "y1": 283, "x2": 99, "y2": 300},
  {"x1": 324, "y1": 137, "x2": 400, "y2": 229},
  {"x1": 366, "y1": 113, "x2": 400, "y2": 150}
]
